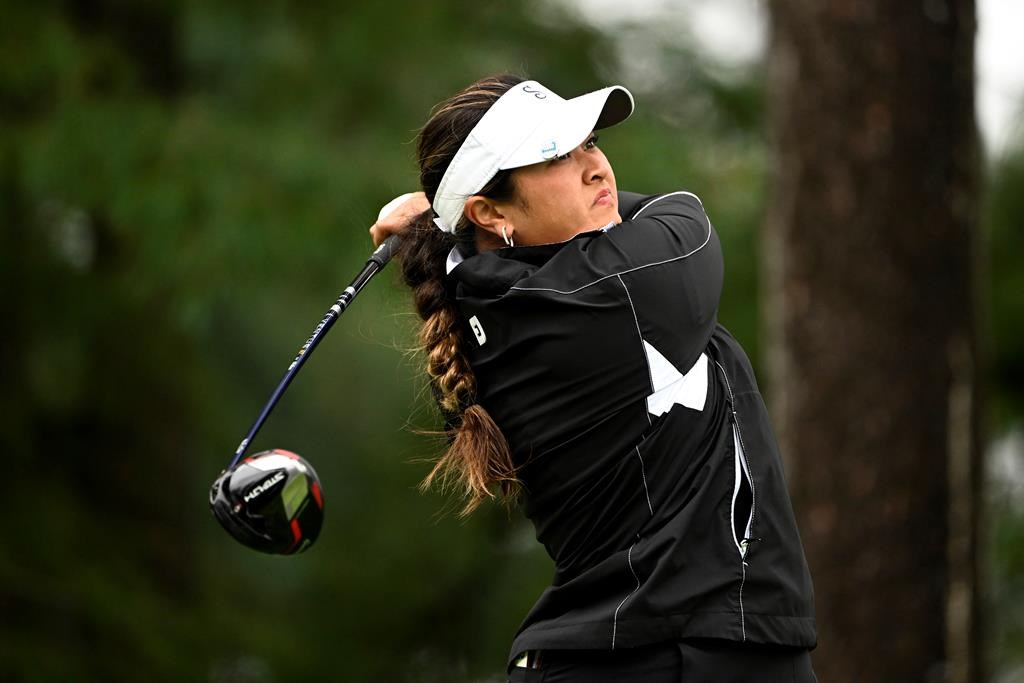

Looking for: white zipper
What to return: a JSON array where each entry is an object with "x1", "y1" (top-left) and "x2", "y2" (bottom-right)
[
  {"x1": 715, "y1": 360, "x2": 757, "y2": 559},
  {"x1": 715, "y1": 359, "x2": 756, "y2": 642},
  {"x1": 730, "y1": 424, "x2": 755, "y2": 559}
]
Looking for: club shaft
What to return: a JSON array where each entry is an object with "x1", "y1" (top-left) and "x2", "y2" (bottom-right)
[{"x1": 227, "y1": 235, "x2": 400, "y2": 470}]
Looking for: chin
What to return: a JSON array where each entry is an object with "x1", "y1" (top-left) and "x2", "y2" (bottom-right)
[{"x1": 593, "y1": 208, "x2": 621, "y2": 227}]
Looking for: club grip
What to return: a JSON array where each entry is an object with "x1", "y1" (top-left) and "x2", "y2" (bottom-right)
[{"x1": 369, "y1": 234, "x2": 401, "y2": 268}]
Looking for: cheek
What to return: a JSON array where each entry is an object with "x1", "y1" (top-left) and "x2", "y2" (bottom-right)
[{"x1": 526, "y1": 177, "x2": 574, "y2": 220}]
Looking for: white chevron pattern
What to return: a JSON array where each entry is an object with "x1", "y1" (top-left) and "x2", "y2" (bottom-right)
[{"x1": 644, "y1": 343, "x2": 708, "y2": 416}]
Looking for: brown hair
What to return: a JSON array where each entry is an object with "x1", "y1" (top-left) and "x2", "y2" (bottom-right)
[{"x1": 397, "y1": 74, "x2": 525, "y2": 516}]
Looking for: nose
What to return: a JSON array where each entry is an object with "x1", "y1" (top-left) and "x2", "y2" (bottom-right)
[{"x1": 580, "y1": 147, "x2": 611, "y2": 184}]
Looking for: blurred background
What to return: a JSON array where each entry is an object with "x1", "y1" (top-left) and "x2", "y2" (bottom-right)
[{"x1": 1, "y1": 0, "x2": 1021, "y2": 681}]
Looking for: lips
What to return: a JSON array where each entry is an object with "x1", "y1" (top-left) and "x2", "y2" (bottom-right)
[{"x1": 593, "y1": 189, "x2": 612, "y2": 206}]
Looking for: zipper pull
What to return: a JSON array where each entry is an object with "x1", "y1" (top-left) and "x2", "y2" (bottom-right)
[{"x1": 741, "y1": 536, "x2": 763, "y2": 559}]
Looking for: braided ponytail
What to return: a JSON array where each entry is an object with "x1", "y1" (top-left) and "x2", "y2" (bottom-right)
[
  {"x1": 397, "y1": 74, "x2": 526, "y2": 516},
  {"x1": 398, "y1": 216, "x2": 517, "y2": 515}
]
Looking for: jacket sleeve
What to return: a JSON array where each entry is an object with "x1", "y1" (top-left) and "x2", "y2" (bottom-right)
[
  {"x1": 616, "y1": 191, "x2": 654, "y2": 219},
  {"x1": 610, "y1": 191, "x2": 717, "y2": 268},
  {"x1": 565, "y1": 190, "x2": 723, "y2": 375}
]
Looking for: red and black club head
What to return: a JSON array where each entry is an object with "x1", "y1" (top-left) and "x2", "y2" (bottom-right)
[{"x1": 210, "y1": 449, "x2": 324, "y2": 555}]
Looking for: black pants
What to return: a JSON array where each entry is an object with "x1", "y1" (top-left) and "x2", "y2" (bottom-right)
[{"x1": 507, "y1": 639, "x2": 817, "y2": 683}]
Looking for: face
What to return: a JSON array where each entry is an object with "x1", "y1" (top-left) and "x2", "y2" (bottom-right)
[{"x1": 494, "y1": 134, "x2": 619, "y2": 246}]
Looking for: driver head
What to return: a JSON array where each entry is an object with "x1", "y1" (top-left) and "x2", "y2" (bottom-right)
[{"x1": 210, "y1": 449, "x2": 324, "y2": 555}]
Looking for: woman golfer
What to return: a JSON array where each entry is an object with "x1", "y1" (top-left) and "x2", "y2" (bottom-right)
[{"x1": 371, "y1": 74, "x2": 817, "y2": 683}]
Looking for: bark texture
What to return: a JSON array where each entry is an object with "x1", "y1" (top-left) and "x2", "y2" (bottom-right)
[{"x1": 763, "y1": 1, "x2": 982, "y2": 681}]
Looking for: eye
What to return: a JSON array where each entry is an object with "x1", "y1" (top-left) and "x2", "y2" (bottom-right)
[
  {"x1": 583, "y1": 134, "x2": 600, "y2": 150},
  {"x1": 554, "y1": 151, "x2": 571, "y2": 162}
]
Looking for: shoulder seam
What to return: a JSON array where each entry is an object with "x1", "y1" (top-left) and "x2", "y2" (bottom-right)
[
  {"x1": 510, "y1": 218, "x2": 711, "y2": 295},
  {"x1": 630, "y1": 190, "x2": 704, "y2": 220}
]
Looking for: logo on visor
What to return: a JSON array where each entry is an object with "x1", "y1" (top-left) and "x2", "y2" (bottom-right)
[
  {"x1": 541, "y1": 140, "x2": 558, "y2": 159},
  {"x1": 522, "y1": 85, "x2": 547, "y2": 99}
]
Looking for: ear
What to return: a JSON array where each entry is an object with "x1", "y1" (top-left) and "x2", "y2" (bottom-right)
[{"x1": 463, "y1": 195, "x2": 508, "y2": 239}]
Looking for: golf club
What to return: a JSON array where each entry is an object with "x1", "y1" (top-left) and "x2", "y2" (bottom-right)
[{"x1": 209, "y1": 234, "x2": 401, "y2": 554}]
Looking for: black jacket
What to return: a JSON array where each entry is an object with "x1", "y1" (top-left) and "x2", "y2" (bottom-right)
[{"x1": 448, "y1": 191, "x2": 815, "y2": 666}]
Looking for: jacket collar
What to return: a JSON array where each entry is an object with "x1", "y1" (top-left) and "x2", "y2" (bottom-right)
[{"x1": 447, "y1": 231, "x2": 599, "y2": 296}]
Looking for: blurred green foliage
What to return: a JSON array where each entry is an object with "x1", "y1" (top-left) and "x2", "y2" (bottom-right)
[
  {"x1": 1, "y1": 0, "x2": 1021, "y2": 681},
  {"x1": 987, "y1": 141, "x2": 1024, "y2": 425},
  {"x1": 984, "y1": 134, "x2": 1024, "y2": 681}
]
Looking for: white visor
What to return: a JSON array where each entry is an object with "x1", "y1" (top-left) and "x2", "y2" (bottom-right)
[{"x1": 431, "y1": 80, "x2": 634, "y2": 233}]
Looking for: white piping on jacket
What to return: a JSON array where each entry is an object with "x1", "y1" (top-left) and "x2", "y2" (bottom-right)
[
  {"x1": 509, "y1": 192, "x2": 712, "y2": 296},
  {"x1": 611, "y1": 541, "x2": 641, "y2": 649},
  {"x1": 714, "y1": 359, "x2": 758, "y2": 642}
]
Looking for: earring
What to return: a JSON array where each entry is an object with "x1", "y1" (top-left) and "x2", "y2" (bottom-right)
[{"x1": 501, "y1": 225, "x2": 515, "y2": 247}]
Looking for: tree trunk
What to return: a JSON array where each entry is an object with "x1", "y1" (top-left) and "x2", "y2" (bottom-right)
[{"x1": 763, "y1": 1, "x2": 982, "y2": 681}]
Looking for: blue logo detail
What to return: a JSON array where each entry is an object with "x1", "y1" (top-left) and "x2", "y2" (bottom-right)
[{"x1": 541, "y1": 140, "x2": 558, "y2": 158}]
